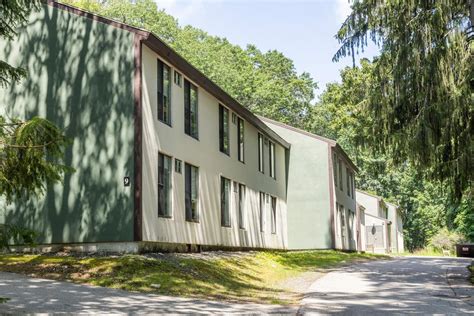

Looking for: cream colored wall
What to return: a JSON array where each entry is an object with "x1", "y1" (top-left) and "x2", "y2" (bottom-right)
[
  {"x1": 359, "y1": 209, "x2": 367, "y2": 251},
  {"x1": 141, "y1": 44, "x2": 287, "y2": 249},
  {"x1": 396, "y1": 210, "x2": 404, "y2": 253},
  {"x1": 364, "y1": 213, "x2": 389, "y2": 254},
  {"x1": 355, "y1": 191, "x2": 379, "y2": 217},
  {"x1": 332, "y1": 149, "x2": 357, "y2": 250}
]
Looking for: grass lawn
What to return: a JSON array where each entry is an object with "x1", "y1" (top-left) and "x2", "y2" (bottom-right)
[{"x1": 0, "y1": 250, "x2": 385, "y2": 305}]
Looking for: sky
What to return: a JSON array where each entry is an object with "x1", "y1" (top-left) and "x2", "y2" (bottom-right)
[{"x1": 154, "y1": 0, "x2": 379, "y2": 99}]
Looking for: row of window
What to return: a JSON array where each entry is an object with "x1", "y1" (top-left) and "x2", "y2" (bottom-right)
[
  {"x1": 333, "y1": 153, "x2": 355, "y2": 198},
  {"x1": 157, "y1": 59, "x2": 276, "y2": 178},
  {"x1": 158, "y1": 152, "x2": 277, "y2": 234}
]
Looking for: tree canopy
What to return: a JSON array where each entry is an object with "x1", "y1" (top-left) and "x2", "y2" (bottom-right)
[
  {"x1": 334, "y1": 0, "x2": 473, "y2": 200},
  {"x1": 1, "y1": 1, "x2": 70, "y2": 210},
  {"x1": 62, "y1": 0, "x2": 318, "y2": 127}
]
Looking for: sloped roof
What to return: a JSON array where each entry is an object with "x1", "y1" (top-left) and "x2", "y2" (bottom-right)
[
  {"x1": 47, "y1": 1, "x2": 290, "y2": 149},
  {"x1": 260, "y1": 116, "x2": 358, "y2": 172}
]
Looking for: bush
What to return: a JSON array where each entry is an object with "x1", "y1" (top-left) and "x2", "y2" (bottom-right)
[{"x1": 429, "y1": 228, "x2": 465, "y2": 253}]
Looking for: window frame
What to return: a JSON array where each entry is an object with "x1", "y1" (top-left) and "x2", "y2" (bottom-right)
[
  {"x1": 338, "y1": 159, "x2": 343, "y2": 190},
  {"x1": 175, "y1": 159, "x2": 182, "y2": 174},
  {"x1": 219, "y1": 104, "x2": 230, "y2": 155},
  {"x1": 184, "y1": 79, "x2": 199, "y2": 140},
  {"x1": 269, "y1": 141, "x2": 276, "y2": 179},
  {"x1": 220, "y1": 176, "x2": 231, "y2": 227},
  {"x1": 237, "y1": 117, "x2": 245, "y2": 163},
  {"x1": 157, "y1": 59, "x2": 171, "y2": 126},
  {"x1": 185, "y1": 162, "x2": 199, "y2": 222},
  {"x1": 174, "y1": 70, "x2": 182, "y2": 86},
  {"x1": 158, "y1": 152, "x2": 172, "y2": 218},
  {"x1": 258, "y1": 133, "x2": 264, "y2": 173},
  {"x1": 259, "y1": 192, "x2": 266, "y2": 232},
  {"x1": 238, "y1": 183, "x2": 246, "y2": 229},
  {"x1": 346, "y1": 167, "x2": 350, "y2": 196},
  {"x1": 333, "y1": 153, "x2": 338, "y2": 188},
  {"x1": 271, "y1": 196, "x2": 277, "y2": 234}
]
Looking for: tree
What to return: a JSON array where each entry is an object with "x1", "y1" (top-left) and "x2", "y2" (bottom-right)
[
  {"x1": 61, "y1": 0, "x2": 318, "y2": 126},
  {"x1": 1, "y1": 0, "x2": 71, "y2": 248},
  {"x1": 314, "y1": 60, "x2": 472, "y2": 249},
  {"x1": 334, "y1": 0, "x2": 473, "y2": 200}
]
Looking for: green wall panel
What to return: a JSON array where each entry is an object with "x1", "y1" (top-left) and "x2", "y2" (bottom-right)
[
  {"x1": 0, "y1": 4, "x2": 136, "y2": 243},
  {"x1": 266, "y1": 123, "x2": 333, "y2": 249}
]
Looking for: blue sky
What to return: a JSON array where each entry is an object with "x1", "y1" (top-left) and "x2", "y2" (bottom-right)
[{"x1": 155, "y1": 0, "x2": 379, "y2": 99}]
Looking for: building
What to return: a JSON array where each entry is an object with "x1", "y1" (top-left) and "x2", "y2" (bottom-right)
[
  {"x1": 262, "y1": 118, "x2": 358, "y2": 251},
  {"x1": 0, "y1": 1, "x2": 403, "y2": 254},
  {"x1": 0, "y1": 1, "x2": 289, "y2": 252},
  {"x1": 356, "y1": 190, "x2": 404, "y2": 254}
]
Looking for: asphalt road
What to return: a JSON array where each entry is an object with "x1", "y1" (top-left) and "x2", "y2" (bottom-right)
[
  {"x1": 299, "y1": 256, "x2": 473, "y2": 315},
  {"x1": 0, "y1": 256, "x2": 472, "y2": 314}
]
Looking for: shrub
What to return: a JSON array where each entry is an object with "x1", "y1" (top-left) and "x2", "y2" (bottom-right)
[{"x1": 429, "y1": 228, "x2": 465, "y2": 253}]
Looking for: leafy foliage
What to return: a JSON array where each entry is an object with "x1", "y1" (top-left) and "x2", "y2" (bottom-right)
[
  {"x1": 334, "y1": 0, "x2": 473, "y2": 200},
  {"x1": 0, "y1": 116, "x2": 72, "y2": 203},
  {"x1": 429, "y1": 228, "x2": 464, "y2": 252},
  {"x1": 61, "y1": 0, "x2": 318, "y2": 126},
  {"x1": 1, "y1": 0, "x2": 71, "y2": 249},
  {"x1": 313, "y1": 60, "x2": 473, "y2": 250}
]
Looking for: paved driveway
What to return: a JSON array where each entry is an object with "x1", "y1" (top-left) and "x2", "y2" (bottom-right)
[
  {"x1": 0, "y1": 272, "x2": 296, "y2": 314},
  {"x1": 299, "y1": 256, "x2": 473, "y2": 315}
]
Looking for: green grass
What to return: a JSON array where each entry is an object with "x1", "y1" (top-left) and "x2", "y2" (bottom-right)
[
  {"x1": 399, "y1": 247, "x2": 453, "y2": 257},
  {"x1": 0, "y1": 250, "x2": 385, "y2": 305}
]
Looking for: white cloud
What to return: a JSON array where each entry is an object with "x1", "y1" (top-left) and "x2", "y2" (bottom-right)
[{"x1": 335, "y1": 0, "x2": 352, "y2": 23}]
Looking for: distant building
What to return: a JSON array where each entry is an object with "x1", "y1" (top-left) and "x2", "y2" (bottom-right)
[{"x1": 263, "y1": 118, "x2": 358, "y2": 251}]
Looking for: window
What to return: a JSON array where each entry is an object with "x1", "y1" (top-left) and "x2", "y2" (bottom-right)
[
  {"x1": 271, "y1": 196, "x2": 277, "y2": 234},
  {"x1": 158, "y1": 153, "x2": 172, "y2": 218},
  {"x1": 175, "y1": 159, "x2": 182, "y2": 174},
  {"x1": 238, "y1": 184, "x2": 246, "y2": 229},
  {"x1": 174, "y1": 70, "x2": 182, "y2": 86},
  {"x1": 258, "y1": 133, "x2": 264, "y2": 173},
  {"x1": 219, "y1": 105, "x2": 230, "y2": 155},
  {"x1": 269, "y1": 141, "x2": 276, "y2": 179},
  {"x1": 237, "y1": 117, "x2": 244, "y2": 163},
  {"x1": 259, "y1": 192, "x2": 266, "y2": 232},
  {"x1": 232, "y1": 113, "x2": 237, "y2": 124},
  {"x1": 346, "y1": 167, "x2": 350, "y2": 196},
  {"x1": 351, "y1": 173, "x2": 355, "y2": 198},
  {"x1": 333, "y1": 153, "x2": 338, "y2": 187},
  {"x1": 157, "y1": 59, "x2": 171, "y2": 125},
  {"x1": 221, "y1": 177, "x2": 231, "y2": 227},
  {"x1": 338, "y1": 159, "x2": 343, "y2": 190},
  {"x1": 335, "y1": 202, "x2": 340, "y2": 236},
  {"x1": 340, "y1": 205, "x2": 346, "y2": 239},
  {"x1": 184, "y1": 79, "x2": 198, "y2": 139},
  {"x1": 185, "y1": 163, "x2": 199, "y2": 222}
]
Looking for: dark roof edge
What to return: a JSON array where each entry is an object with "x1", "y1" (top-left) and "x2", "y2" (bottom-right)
[
  {"x1": 260, "y1": 116, "x2": 358, "y2": 172},
  {"x1": 47, "y1": 1, "x2": 290, "y2": 149}
]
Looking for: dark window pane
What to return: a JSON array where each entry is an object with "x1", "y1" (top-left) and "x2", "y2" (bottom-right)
[
  {"x1": 221, "y1": 177, "x2": 231, "y2": 227},
  {"x1": 238, "y1": 118, "x2": 244, "y2": 162},
  {"x1": 219, "y1": 105, "x2": 229, "y2": 155},
  {"x1": 185, "y1": 163, "x2": 199, "y2": 221},
  {"x1": 158, "y1": 153, "x2": 172, "y2": 217}
]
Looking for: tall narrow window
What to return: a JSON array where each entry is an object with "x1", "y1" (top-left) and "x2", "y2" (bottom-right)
[
  {"x1": 271, "y1": 196, "x2": 277, "y2": 234},
  {"x1": 346, "y1": 167, "x2": 350, "y2": 196},
  {"x1": 338, "y1": 159, "x2": 343, "y2": 190},
  {"x1": 219, "y1": 105, "x2": 229, "y2": 155},
  {"x1": 333, "y1": 153, "x2": 338, "y2": 187},
  {"x1": 269, "y1": 141, "x2": 276, "y2": 179},
  {"x1": 158, "y1": 153, "x2": 172, "y2": 217},
  {"x1": 220, "y1": 177, "x2": 231, "y2": 227},
  {"x1": 258, "y1": 134, "x2": 264, "y2": 173},
  {"x1": 185, "y1": 163, "x2": 199, "y2": 222},
  {"x1": 237, "y1": 117, "x2": 244, "y2": 162},
  {"x1": 184, "y1": 79, "x2": 198, "y2": 139},
  {"x1": 259, "y1": 192, "x2": 266, "y2": 232},
  {"x1": 238, "y1": 183, "x2": 246, "y2": 229},
  {"x1": 157, "y1": 60, "x2": 171, "y2": 125},
  {"x1": 351, "y1": 173, "x2": 355, "y2": 198}
]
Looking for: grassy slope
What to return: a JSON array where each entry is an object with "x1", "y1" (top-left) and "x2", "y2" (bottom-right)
[{"x1": 0, "y1": 250, "x2": 384, "y2": 305}]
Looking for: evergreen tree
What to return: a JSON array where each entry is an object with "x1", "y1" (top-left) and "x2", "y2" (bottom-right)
[{"x1": 334, "y1": 0, "x2": 473, "y2": 200}]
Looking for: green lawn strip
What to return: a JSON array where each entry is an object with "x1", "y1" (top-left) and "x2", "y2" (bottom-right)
[{"x1": 0, "y1": 250, "x2": 385, "y2": 305}]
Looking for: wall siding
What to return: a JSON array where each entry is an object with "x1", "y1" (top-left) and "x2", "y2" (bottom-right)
[
  {"x1": 141, "y1": 45, "x2": 288, "y2": 249},
  {"x1": 0, "y1": 5, "x2": 136, "y2": 243}
]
